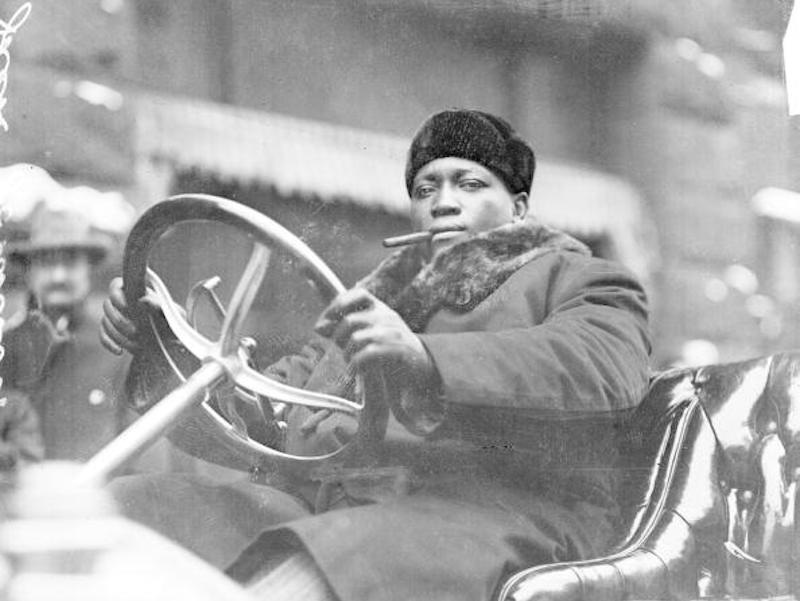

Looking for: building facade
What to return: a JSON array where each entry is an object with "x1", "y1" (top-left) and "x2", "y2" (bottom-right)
[{"x1": 1, "y1": 0, "x2": 796, "y2": 366}]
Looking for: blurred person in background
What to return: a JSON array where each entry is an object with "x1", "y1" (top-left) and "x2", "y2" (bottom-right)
[{"x1": 1, "y1": 202, "x2": 130, "y2": 461}]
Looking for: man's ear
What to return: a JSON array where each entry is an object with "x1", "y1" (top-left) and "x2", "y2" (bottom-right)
[{"x1": 512, "y1": 192, "x2": 529, "y2": 221}]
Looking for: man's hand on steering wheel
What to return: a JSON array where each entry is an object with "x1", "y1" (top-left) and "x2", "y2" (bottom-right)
[
  {"x1": 314, "y1": 287, "x2": 438, "y2": 393},
  {"x1": 100, "y1": 277, "x2": 155, "y2": 355}
]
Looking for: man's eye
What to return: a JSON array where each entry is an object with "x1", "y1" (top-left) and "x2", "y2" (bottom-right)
[
  {"x1": 460, "y1": 179, "x2": 485, "y2": 190},
  {"x1": 413, "y1": 186, "x2": 435, "y2": 199}
]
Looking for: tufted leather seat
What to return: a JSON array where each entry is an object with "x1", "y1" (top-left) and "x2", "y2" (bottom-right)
[{"x1": 498, "y1": 352, "x2": 800, "y2": 601}]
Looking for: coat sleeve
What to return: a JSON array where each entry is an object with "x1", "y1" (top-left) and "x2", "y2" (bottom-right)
[
  {"x1": 0, "y1": 390, "x2": 44, "y2": 468},
  {"x1": 418, "y1": 255, "x2": 652, "y2": 417}
]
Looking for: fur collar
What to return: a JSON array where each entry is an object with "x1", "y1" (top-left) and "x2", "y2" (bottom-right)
[{"x1": 359, "y1": 219, "x2": 589, "y2": 332}]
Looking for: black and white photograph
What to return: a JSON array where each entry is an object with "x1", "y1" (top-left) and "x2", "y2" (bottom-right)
[{"x1": 0, "y1": 1, "x2": 798, "y2": 599}]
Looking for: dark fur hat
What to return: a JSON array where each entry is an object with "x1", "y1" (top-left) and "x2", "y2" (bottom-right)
[{"x1": 405, "y1": 109, "x2": 536, "y2": 196}]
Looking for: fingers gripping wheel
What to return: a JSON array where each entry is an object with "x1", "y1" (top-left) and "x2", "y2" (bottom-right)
[{"x1": 122, "y1": 194, "x2": 385, "y2": 475}]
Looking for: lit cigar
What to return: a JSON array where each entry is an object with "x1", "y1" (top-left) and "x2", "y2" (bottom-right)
[{"x1": 382, "y1": 231, "x2": 433, "y2": 248}]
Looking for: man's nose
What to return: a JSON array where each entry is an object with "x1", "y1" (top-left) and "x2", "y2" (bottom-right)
[
  {"x1": 49, "y1": 264, "x2": 69, "y2": 281},
  {"x1": 430, "y1": 186, "x2": 460, "y2": 218}
]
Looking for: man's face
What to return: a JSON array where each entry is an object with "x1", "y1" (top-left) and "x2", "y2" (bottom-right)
[
  {"x1": 409, "y1": 157, "x2": 528, "y2": 256},
  {"x1": 28, "y1": 249, "x2": 92, "y2": 312}
]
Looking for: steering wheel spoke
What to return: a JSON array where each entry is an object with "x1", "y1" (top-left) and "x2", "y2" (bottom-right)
[
  {"x1": 219, "y1": 242, "x2": 272, "y2": 356},
  {"x1": 186, "y1": 276, "x2": 227, "y2": 327},
  {"x1": 233, "y1": 358, "x2": 362, "y2": 416},
  {"x1": 146, "y1": 268, "x2": 217, "y2": 360}
]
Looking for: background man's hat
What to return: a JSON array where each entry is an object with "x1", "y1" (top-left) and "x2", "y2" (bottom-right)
[{"x1": 9, "y1": 203, "x2": 111, "y2": 264}]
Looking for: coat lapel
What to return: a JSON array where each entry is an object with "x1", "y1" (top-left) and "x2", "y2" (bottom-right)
[{"x1": 359, "y1": 220, "x2": 590, "y2": 332}]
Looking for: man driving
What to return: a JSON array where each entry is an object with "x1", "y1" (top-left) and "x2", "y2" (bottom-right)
[{"x1": 101, "y1": 109, "x2": 651, "y2": 601}]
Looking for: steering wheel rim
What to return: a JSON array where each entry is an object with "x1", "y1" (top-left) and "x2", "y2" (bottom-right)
[{"x1": 122, "y1": 193, "x2": 387, "y2": 474}]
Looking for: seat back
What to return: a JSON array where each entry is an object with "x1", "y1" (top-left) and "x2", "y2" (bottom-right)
[{"x1": 499, "y1": 352, "x2": 800, "y2": 601}]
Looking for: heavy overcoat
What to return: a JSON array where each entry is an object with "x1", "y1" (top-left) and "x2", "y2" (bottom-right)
[{"x1": 228, "y1": 220, "x2": 652, "y2": 601}]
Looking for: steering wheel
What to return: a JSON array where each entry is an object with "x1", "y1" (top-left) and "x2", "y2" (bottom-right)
[{"x1": 80, "y1": 194, "x2": 387, "y2": 484}]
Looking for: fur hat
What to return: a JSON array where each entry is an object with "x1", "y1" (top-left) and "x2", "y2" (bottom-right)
[
  {"x1": 405, "y1": 109, "x2": 536, "y2": 196},
  {"x1": 9, "y1": 204, "x2": 110, "y2": 264}
]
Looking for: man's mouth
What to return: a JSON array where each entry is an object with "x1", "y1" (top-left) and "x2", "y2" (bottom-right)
[
  {"x1": 44, "y1": 285, "x2": 73, "y2": 295},
  {"x1": 430, "y1": 225, "x2": 466, "y2": 239},
  {"x1": 431, "y1": 231, "x2": 462, "y2": 243}
]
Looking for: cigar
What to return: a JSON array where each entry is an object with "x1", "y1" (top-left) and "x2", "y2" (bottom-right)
[
  {"x1": 382, "y1": 227, "x2": 466, "y2": 248},
  {"x1": 382, "y1": 231, "x2": 433, "y2": 248}
]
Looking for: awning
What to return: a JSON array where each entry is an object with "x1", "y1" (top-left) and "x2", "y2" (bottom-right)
[
  {"x1": 531, "y1": 161, "x2": 643, "y2": 237},
  {"x1": 135, "y1": 93, "x2": 643, "y2": 237},
  {"x1": 136, "y1": 94, "x2": 409, "y2": 215}
]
